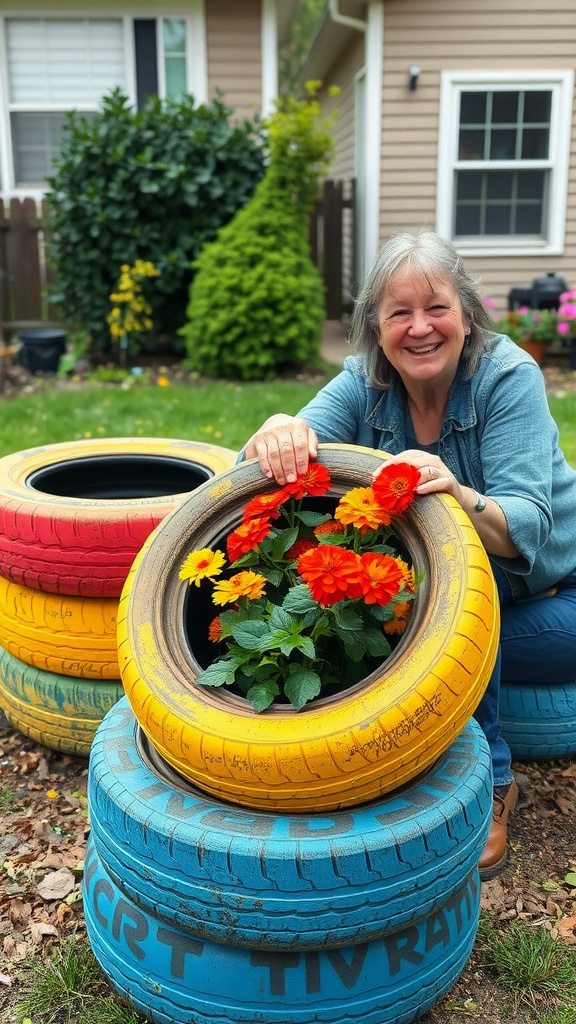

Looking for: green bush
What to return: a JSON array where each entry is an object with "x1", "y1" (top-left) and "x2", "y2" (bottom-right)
[
  {"x1": 45, "y1": 88, "x2": 265, "y2": 353},
  {"x1": 180, "y1": 89, "x2": 335, "y2": 380}
]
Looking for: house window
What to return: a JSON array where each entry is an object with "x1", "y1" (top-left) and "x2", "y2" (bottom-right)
[{"x1": 437, "y1": 72, "x2": 573, "y2": 256}]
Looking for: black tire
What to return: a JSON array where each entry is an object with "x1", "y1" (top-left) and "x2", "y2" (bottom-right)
[
  {"x1": 88, "y1": 696, "x2": 492, "y2": 951},
  {"x1": 0, "y1": 645, "x2": 123, "y2": 756},
  {"x1": 500, "y1": 679, "x2": 576, "y2": 760}
]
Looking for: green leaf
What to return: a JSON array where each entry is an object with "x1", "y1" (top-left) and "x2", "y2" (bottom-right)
[
  {"x1": 268, "y1": 605, "x2": 298, "y2": 632},
  {"x1": 340, "y1": 631, "x2": 367, "y2": 662},
  {"x1": 197, "y1": 661, "x2": 237, "y2": 687},
  {"x1": 564, "y1": 872, "x2": 576, "y2": 887},
  {"x1": 283, "y1": 584, "x2": 319, "y2": 615},
  {"x1": 296, "y1": 510, "x2": 331, "y2": 527},
  {"x1": 363, "y1": 629, "x2": 392, "y2": 658},
  {"x1": 333, "y1": 605, "x2": 364, "y2": 631},
  {"x1": 276, "y1": 526, "x2": 299, "y2": 556},
  {"x1": 246, "y1": 680, "x2": 280, "y2": 712},
  {"x1": 231, "y1": 620, "x2": 272, "y2": 650},
  {"x1": 284, "y1": 666, "x2": 322, "y2": 711}
]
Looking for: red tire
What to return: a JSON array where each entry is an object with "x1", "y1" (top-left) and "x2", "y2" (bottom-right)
[{"x1": 0, "y1": 438, "x2": 237, "y2": 598}]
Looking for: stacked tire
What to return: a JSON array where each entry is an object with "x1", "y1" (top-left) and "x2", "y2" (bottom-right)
[
  {"x1": 0, "y1": 438, "x2": 237, "y2": 757},
  {"x1": 86, "y1": 445, "x2": 500, "y2": 1024}
]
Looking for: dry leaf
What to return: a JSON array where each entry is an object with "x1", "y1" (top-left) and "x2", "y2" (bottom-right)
[
  {"x1": 555, "y1": 916, "x2": 576, "y2": 944},
  {"x1": 29, "y1": 921, "x2": 59, "y2": 943},
  {"x1": 37, "y1": 868, "x2": 76, "y2": 901},
  {"x1": 0, "y1": 972, "x2": 12, "y2": 986}
]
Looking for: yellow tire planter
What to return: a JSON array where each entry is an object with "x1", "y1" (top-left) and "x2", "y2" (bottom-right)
[{"x1": 118, "y1": 445, "x2": 499, "y2": 813}]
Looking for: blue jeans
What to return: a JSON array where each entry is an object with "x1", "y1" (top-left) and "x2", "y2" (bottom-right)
[{"x1": 473, "y1": 564, "x2": 576, "y2": 787}]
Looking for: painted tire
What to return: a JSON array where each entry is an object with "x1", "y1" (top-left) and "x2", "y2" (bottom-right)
[
  {"x1": 0, "y1": 645, "x2": 123, "y2": 757},
  {"x1": 119, "y1": 444, "x2": 499, "y2": 812},
  {"x1": 0, "y1": 437, "x2": 237, "y2": 597},
  {"x1": 88, "y1": 697, "x2": 492, "y2": 950},
  {"x1": 0, "y1": 576, "x2": 119, "y2": 679},
  {"x1": 500, "y1": 680, "x2": 576, "y2": 761},
  {"x1": 84, "y1": 836, "x2": 481, "y2": 1024}
]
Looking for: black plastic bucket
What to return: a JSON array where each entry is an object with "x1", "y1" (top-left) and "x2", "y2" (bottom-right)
[{"x1": 18, "y1": 329, "x2": 67, "y2": 374}]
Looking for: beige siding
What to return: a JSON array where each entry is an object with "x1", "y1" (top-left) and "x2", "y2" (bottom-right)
[
  {"x1": 380, "y1": 0, "x2": 576, "y2": 314},
  {"x1": 206, "y1": 0, "x2": 262, "y2": 121}
]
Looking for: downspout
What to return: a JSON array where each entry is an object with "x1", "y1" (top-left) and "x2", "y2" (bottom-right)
[
  {"x1": 262, "y1": 0, "x2": 278, "y2": 116},
  {"x1": 328, "y1": 1, "x2": 383, "y2": 278}
]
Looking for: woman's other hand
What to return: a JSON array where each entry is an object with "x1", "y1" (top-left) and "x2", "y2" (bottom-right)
[{"x1": 244, "y1": 415, "x2": 318, "y2": 485}]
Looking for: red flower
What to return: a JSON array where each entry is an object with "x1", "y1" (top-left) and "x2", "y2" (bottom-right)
[
  {"x1": 297, "y1": 544, "x2": 363, "y2": 607},
  {"x1": 359, "y1": 552, "x2": 404, "y2": 606},
  {"x1": 242, "y1": 490, "x2": 288, "y2": 522},
  {"x1": 313, "y1": 520, "x2": 346, "y2": 539},
  {"x1": 372, "y1": 462, "x2": 419, "y2": 514},
  {"x1": 282, "y1": 463, "x2": 332, "y2": 500},
  {"x1": 285, "y1": 538, "x2": 318, "y2": 560},
  {"x1": 208, "y1": 616, "x2": 223, "y2": 642},
  {"x1": 227, "y1": 517, "x2": 274, "y2": 563}
]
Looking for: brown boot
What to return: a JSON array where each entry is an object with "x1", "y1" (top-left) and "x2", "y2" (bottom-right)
[{"x1": 479, "y1": 779, "x2": 519, "y2": 881}]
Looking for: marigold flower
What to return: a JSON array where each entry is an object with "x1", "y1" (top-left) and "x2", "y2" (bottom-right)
[
  {"x1": 335, "y1": 486, "x2": 392, "y2": 532},
  {"x1": 208, "y1": 616, "x2": 223, "y2": 642},
  {"x1": 383, "y1": 601, "x2": 413, "y2": 635},
  {"x1": 212, "y1": 571, "x2": 267, "y2": 606},
  {"x1": 395, "y1": 556, "x2": 415, "y2": 592},
  {"x1": 359, "y1": 552, "x2": 404, "y2": 606},
  {"x1": 242, "y1": 490, "x2": 288, "y2": 521},
  {"x1": 313, "y1": 519, "x2": 345, "y2": 538},
  {"x1": 285, "y1": 538, "x2": 317, "y2": 560},
  {"x1": 372, "y1": 462, "x2": 419, "y2": 514},
  {"x1": 282, "y1": 463, "x2": 332, "y2": 499},
  {"x1": 227, "y1": 517, "x2": 274, "y2": 563},
  {"x1": 179, "y1": 548, "x2": 226, "y2": 586},
  {"x1": 297, "y1": 544, "x2": 363, "y2": 606}
]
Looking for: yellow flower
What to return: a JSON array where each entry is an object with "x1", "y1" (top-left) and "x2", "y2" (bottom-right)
[
  {"x1": 179, "y1": 548, "x2": 226, "y2": 586},
  {"x1": 157, "y1": 376, "x2": 170, "y2": 387},
  {"x1": 46, "y1": 789, "x2": 59, "y2": 799},
  {"x1": 335, "y1": 486, "x2": 392, "y2": 532},
  {"x1": 212, "y1": 571, "x2": 267, "y2": 606}
]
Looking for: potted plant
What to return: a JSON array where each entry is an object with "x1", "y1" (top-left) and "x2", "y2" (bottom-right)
[
  {"x1": 491, "y1": 306, "x2": 558, "y2": 365},
  {"x1": 556, "y1": 286, "x2": 576, "y2": 370}
]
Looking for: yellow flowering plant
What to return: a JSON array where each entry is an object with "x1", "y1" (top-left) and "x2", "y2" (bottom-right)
[
  {"x1": 179, "y1": 463, "x2": 422, "y2": 712},
  {"x1": 107, "y1": 259, "x2": 160, "y2": 357}
]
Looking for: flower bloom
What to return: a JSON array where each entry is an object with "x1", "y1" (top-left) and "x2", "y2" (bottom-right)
[
  {"x1": 227, "y1": 517, "x2": 274, "y2": 562},
  {"x1": 396, "y1": 556, "x2": 415, "y2": 592},
  {"x1": 282, "y1": 463, "x2": 332, "y2": 499},
  {"x1": 383, "y1": 601, "x2": 413, "y2": 635},
  {"x1": 286, "y1": 538, "x2": 317, "y2": 560},
  {"x1": 212, "y1": 571, "x2": 267, "y2": 606},
  {"x1": 242, "y1": 490, "x2": 288, "y2": 521},
  {"x1": 372, "y1": 462, "x2": 420, "y2": 514},
  {"x1": 297, "y1": 545, "x2": 363, "y2": 606},
  {"x1": 179, "y1": 548, "x2": 226, "y2": 586},
  {"x1": 314, "y1": 519, "x2": 346, "y2": 539},
  {"x1": 335, "y1": 486, "x2": 392, "y2": 532},
  {"x1": 359, "y1": 552, "x2": 404, "y2": 605},
  {"x1": 208, "y1": 616, "x2": 223, "y2": 642}
]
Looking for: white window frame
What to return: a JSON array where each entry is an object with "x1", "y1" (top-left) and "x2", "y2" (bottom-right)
[{"x1": 437, "y1": 70, "x2": 574, "y2": 257}]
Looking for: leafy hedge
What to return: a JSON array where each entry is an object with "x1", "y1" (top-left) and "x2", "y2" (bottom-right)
[
  {"x1": 181, "y1": 90, "x2": 335, "y2": 380},
  {"x1": 45, "y1": 88, "x2": 265, "y2": 352}
]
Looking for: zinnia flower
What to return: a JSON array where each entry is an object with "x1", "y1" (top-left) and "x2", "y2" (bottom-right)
[
  {"x1": 372, "y1": 462, "x2": 419, "y2": 514},
  {"x1": 335, "y1": 486, "x2": 392, "y2": 532},
  {"x1": 383, "y1": 601, "x2": 413, "y2": 635},
  {"x1": 179, "y1": 548, "x2": 226, "y2": 586},
  {"x1": 208, "y1": 616, "x2": 223, "y2": 642},
  {"x1": 212, "y1": 571, "x2": 267, "y2": 606},
  {"x1": 297, "y1": 545, "x2": 363, "y2": 606},
  {"x1": 359, "y1": 552, "x2": 404, "y2": 605},
  {"x1": 282, "y1": 463, "x2": 332, "y2": 499},
  {"x1": 227, "y1": 517, "x2": 274, "y2": 563},
  {"x1": 242, "y1": 490, "x2": 288, "y2": 521},
  {"x1": 285, "y1": 538, "x2": 317, "y2": 560},
  {"x1": 313, "y1": 519, "x2": 346, "y2": 539},
  {"x1": 395, "y1": 556, "x2": 415, "y2": 592}
]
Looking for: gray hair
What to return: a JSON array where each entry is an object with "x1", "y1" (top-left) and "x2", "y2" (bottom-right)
[{"x1": 349, "y1": 229, "x2": 495, "y2": 387}]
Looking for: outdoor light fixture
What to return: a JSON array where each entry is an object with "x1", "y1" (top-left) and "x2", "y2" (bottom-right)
[{"x1": 409, "y1": 65, "x2": 420, "y2": 91}]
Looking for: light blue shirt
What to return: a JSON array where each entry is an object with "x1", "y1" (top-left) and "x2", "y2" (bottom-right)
[{"x1": 297, "y1": 335, "x2": 576, "y2": 597}]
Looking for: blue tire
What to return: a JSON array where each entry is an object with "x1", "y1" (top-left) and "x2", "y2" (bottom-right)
[
  {"x1": 84, "y1": 835, "x2": 481, "y2": 1024},
  {"x1": 500, "y1": 679, "x2": 576, "y2": 760},
  {"x1": 87, "y1": 697, "x2": 492, "y2": 951},
  {"x1": 0, "y1": 644, "x2": 123, "y2": 756}
]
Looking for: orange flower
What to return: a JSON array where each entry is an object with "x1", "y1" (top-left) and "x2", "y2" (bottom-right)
[
  {"x1": 297, "y1": 545, "x2": 363, "y2": 606},
  {"x1": 359, "y1": 552, "x2": 404, "y2": 606},
  {"x1": 179, "y1": 548, "x2": 226, "y2": 587},
  {"x1": 227, "y1": 517, "x2": 274, "y2": 563},
  {"x1": 396, "y1": 556, "x2": 415, "y2": 592},
  {"x1": 212, "y1": 570, "x2": 267, "y2": 606},
  {"x1": 313, "y1": 520, "x2": 346, "y2": 539},
  {"x1": 285, "y1": 538, "x2": 317, "y2": 560},
  {"x1": 372, "y1": 462, "x2": 419, "y2": 514},
  {"x1": 335, "y1": 486, "x2": 392, "y2": 533},
  {"x1": 383, "y1": 601, "x2": 413, "y2": 635},
  {"x1": 282, "y1": 463, "x2": 332, "y2": 499},
  {"x1": 242, "y1": 490, "x2": 288, "y2": 521},
  {"x1": 208, "y1": 616, "x2": 223, "y2": 642}
]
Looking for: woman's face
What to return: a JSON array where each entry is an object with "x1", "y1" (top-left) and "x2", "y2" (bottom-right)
[{"x1": 377, "y1": 268, "x2": 470, "y2": 389}]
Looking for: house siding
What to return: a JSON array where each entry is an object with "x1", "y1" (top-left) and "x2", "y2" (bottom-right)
[
  {"x1": 206, "y1": 0, "x2": 262, "y2": 120},
  {"x1": 380, "y1": 0, "x2": 576, "y2": 313}
]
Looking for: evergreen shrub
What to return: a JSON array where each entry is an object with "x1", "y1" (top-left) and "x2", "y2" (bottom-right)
[
  {"x1": 45, "y1": 89, "x2": 264, "y2": 353},
  {"x1": 180, "y1": 88, "x2": 336, "y2": 380}
]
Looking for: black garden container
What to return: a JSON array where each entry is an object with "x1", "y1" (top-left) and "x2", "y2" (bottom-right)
[{"x1": 18, "y1": 329, "x2": 67, "y2": 374}]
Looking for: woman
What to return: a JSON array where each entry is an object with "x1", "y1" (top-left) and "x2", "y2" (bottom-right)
[{"x1": 244, "y1": 229, "x2": 576, "y2": 880}]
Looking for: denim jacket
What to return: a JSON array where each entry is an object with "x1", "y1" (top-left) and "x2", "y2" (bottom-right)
[{"x1": 298, "y1": 335, "x2": 576, "y2": 597}]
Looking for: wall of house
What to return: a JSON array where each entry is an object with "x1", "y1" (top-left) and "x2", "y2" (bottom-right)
[
  {"x1": 206, "y1": 0, "x2": 262, "y2": 121},
  {"x1": 380, "y1": 0, "x2": 576, "y2": 314}
]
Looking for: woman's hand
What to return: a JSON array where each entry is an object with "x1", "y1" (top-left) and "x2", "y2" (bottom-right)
[{"x1": 244, "y1": 415, "x2": 318, "y2": 485}]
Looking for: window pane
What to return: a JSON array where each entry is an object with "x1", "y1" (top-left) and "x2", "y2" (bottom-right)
[
  {"x1": 521, "y1": 127, "x2": 550, "y2": 159},
  {"x1": 459, "y1": 129, "x2": 485, "y2": 160},
  {"x1": 455, "y1": 205, "x2": 481, "y2": 235},
  {"x1": 489, "y1": 129, "x2": 516, "y2": 160},
  {"x1": 486, "y1": 204, "x2": 511, "y2": 234},
  {"x1": 456, "y1": 171, "x2": 483, "y2": 199},
  {"x1": 163, "y1": 19, "x2": 187, "y2": 99},
  {"x1": 524, "y1": 90, "x2": 552, "y2": 123},
  {"x1": 165, "y1": 58, "x2": 187, "y2": 98},
  {"x1": 454, "y1": 168, "x2": 546, "y2": 238},
  {"x1": 492, "y1": 91, "x2": 519, "y2": 123},
  {"x1": 516, "y1": 205, "x2": 543, "y2": 233},
  {"x1": 460, "y1": 92, "x2": 487, "y2": 123},
  {"x1": 12, "y1": 111, "x2": 67, "y2": 185},
  {"x1": 486, "y1": 172, "x2": 513, "y2": 199},
  {"x1": 517, "y1": 170, "x2": 545, "y2": 199}
]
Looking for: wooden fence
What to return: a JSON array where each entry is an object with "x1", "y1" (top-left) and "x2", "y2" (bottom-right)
[{"x1": 0, "y1": 181, "x2": 356, "y2": 343}]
